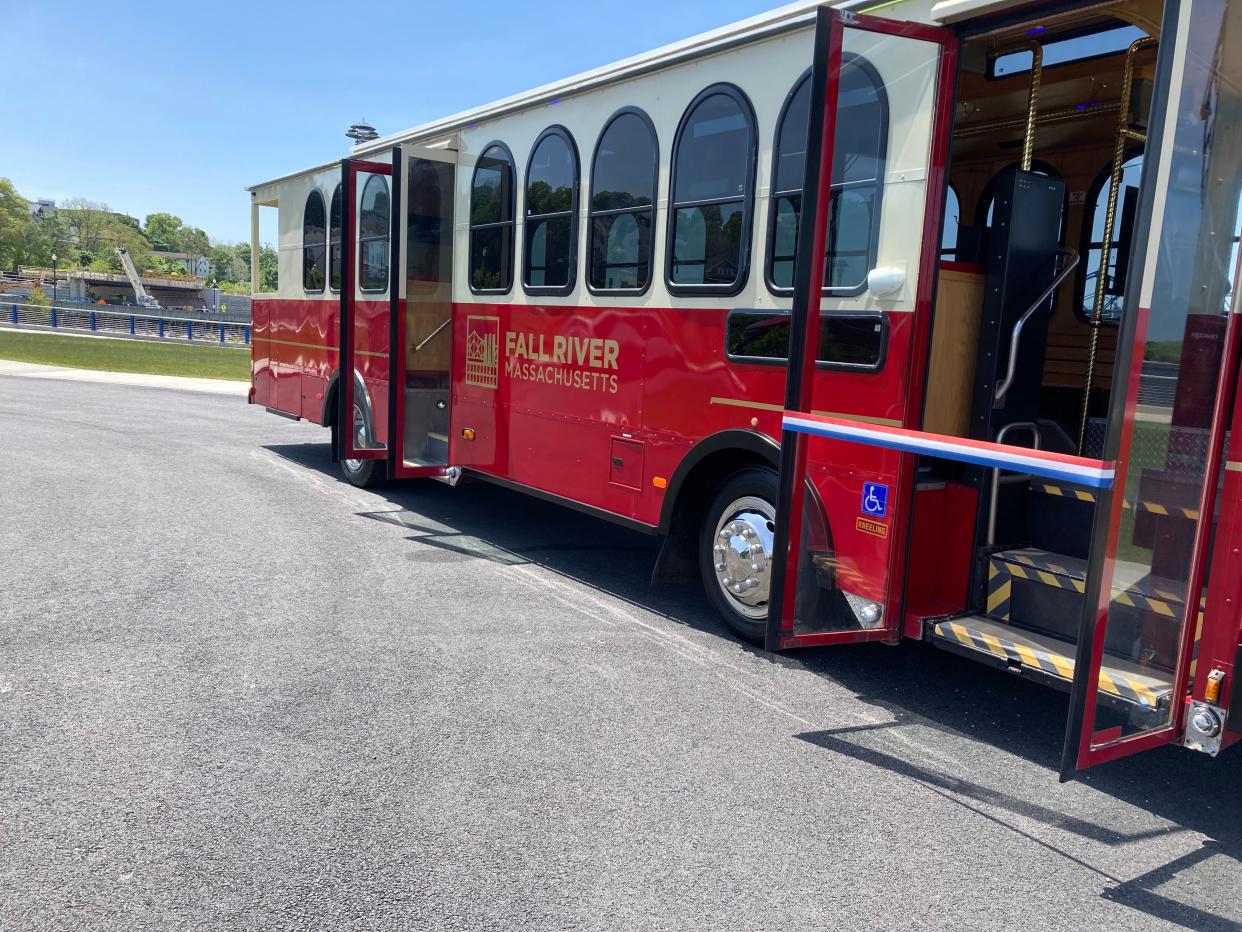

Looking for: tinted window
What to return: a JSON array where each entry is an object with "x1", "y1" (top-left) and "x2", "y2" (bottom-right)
[
  {"x1": 469, "y1": 144, "x2": 515, "y2": 293},
  {"x1": 328, "y1": 184, "x2": 342, "y2": 291},
  {"x1": 992, "y1": 24, "x2": 1148, "y2": 77},
  {"x1": 769, "y1": 62, "x2": 887, "y2": 293},
  {"x1": 303, "y1": 189, "x2": 326, "y2": 292},
  {"x1": 524, "y1": 128, "x2": 578, "y2": 292},
  {"x1": 359, "y1": 174, "x2": 389, "y2": 292},
  {"x1": 668, "y1": 86, "x2": 756, "y2": 292},
  {"x1": 589, "y1": 110, "x2": 657, "y2": 292},
  {"x1": 727, "y1": 311, "x2": 885, "y2": 369}
]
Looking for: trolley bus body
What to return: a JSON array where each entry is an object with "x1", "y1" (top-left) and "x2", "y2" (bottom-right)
[{"x1": 248, "y1": 0, "x2": 1242, "y2": 774}]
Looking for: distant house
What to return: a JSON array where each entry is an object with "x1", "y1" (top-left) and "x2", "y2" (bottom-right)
[
  {"x1": 28, "y1": 199, "x2": 55, "y2": 220},
  {"x1": 155, "y1": 251, "x2": 211, "y2": 278}
]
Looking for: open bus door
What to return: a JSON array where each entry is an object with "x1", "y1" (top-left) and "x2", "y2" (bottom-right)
[
  {"x1": 766, "y1": 9, "x2": 959, "y2": 649},
  {"x1": 338, "y1": 156, "x2": 396, "y2": 467},
  {"x1": 338, "y1": 149, "x2": 455, "y2": 479},
  {"x1": 1061, "y1": 0, "x2": 1242, "y2": 776}
]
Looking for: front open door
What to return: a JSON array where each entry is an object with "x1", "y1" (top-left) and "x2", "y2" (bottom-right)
[
  {"x1": 766, "y1": 9, "x2": 958, "y2": 649},
  {"x1": 1062, "y1": 0, "x2": 1242, "y2": 775}
]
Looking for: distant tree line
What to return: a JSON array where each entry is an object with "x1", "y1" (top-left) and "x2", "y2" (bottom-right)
[{"x1": 0, "y1": 178, "x2": 276, "y2": 294}]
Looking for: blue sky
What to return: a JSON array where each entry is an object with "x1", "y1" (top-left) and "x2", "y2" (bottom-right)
[{"x1": 3, "y1": 0, "x2": 778, "y2": 245}]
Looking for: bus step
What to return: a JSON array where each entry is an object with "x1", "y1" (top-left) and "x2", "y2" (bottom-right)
[{"x1": 930, "y1": 615, "x2": 1174, "y2": 712}]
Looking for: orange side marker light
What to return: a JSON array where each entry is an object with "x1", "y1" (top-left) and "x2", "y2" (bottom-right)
[
  {"x1": 1206, "y1": 669, "x2": 1225, "y2": 704},
  {"x1": 462, "y1": 428, "x2": 476, "y2": 441},
  {"x1": 652, "y1": 476, "x2": 667, "y2": 490}
]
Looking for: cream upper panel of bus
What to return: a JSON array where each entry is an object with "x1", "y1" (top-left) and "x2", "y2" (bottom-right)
[
  {"x1": 447, "y1": 22, "x2": 939, "y2": 313},
  {"x1": 271, "y1": 165, "x2": 344, "y2": 302}
]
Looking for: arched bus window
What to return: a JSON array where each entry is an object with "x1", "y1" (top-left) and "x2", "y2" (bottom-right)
[
  {"x1": 588, "y1": 108, "x2": 658, "y2": 294},
  {"x1": 328, "y1": 184, "x2": 342, "y2": 292},
  {"x1": 1077, "y1": 152, "x2": 1143, "y2": 324},
  {"x1": 359, "y1": 174, "x2": 390, "y2": 292},
  {"x1": 767, "y1": 59, "x2": 887, "y2": 296},
  {"x1": 524, "y1": 127, "x2": 579, "y2": 295},
  {"x1": 941, "y1": 183, "x2": 960, "y2": 261},
  {"x1": 469, "y1": 143, "x2": 516, "y2": 294},
  {"x1": 666, "y1": 83, "x2": 757, "y2": 295},
  {"x1": 303, "y1": 189, "x2": 326, "y2": 293}
]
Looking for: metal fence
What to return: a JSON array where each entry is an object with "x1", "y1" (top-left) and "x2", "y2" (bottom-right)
[{"x1": 4, "y1": 301, "x2": 250, "y2": 348}]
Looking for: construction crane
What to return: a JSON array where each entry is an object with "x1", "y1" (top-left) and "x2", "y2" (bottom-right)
[{"x1": 115, "y1": 247, "x2": 162, "y2": 309}]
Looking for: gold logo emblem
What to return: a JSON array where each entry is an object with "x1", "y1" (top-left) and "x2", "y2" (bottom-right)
[{"x1": 465, "y1": 315, "x2": 500, "y2": 389}]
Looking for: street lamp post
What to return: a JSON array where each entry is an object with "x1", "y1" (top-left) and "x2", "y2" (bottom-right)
[{"x1": 51, "y1": 253, "x2": 57, "y2": 308}]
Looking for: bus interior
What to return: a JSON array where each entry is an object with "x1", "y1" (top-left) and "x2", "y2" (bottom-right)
[{"x1": 913, "y1": 0, "x2": 1201, "y2": 731}]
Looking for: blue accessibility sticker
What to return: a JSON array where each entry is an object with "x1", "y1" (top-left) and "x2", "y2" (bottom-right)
[{"x1": 861, "y1": 482, "x2": 888, "y2": 518}]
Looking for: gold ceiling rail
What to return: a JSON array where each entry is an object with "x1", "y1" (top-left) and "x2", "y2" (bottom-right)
[{"x1": 1078, "y1": 35, "x2": 1159, "y2": 454}]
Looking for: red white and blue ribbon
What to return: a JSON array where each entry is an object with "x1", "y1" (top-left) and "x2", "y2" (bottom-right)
[{"x1": 783, "y1": 412, "x2": 1115, "y2": 488}]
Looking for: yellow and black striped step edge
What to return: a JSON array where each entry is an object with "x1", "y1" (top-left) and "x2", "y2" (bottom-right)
[
  {"x1": 986, "y1": 547, "x2": 1205, "y2": 622},
  {"x1": 1034, "y1": 480, "x2": 1200, "y2": 520},
  {"x1": 933, "y1": 616, "x2": 1172, "y2": 709}
]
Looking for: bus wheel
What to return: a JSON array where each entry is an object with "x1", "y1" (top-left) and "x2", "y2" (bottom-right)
[
  {"x1": 699, "y1": 467, "x2": 777, "y2": 644},
  {"x1": 338, "y1": 401, "x2": 386, "y2": 488}
]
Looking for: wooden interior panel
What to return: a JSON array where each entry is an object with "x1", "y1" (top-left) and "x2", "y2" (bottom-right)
[{"x1": 925, "y1": 265, "x2": 986, "y2": 437}]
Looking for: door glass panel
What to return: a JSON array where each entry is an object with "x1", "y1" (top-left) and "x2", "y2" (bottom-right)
[
  {"x1": 403, "y1": 156, "x2": 455, "y2": 468},
  {"x1": 1085, "y1": 0, "x2": 1242, "y2": 745},
  {"x1": 347, "y1": 165, "x2": 391, "y2": 455},
  {"x1": 780, "y1": 26, "x2": 943, "y2": 642}
]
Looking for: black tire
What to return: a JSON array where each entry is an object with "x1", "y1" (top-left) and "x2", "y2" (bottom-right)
[
  {"x1": 699, "y1": 466, "x2": 778, "y2": 644},
  {"x1": 331, "y1": 419, "x2": 387, "y2": 488},
  {"x1": 340, "y1": 455, "x2": 386, "y2": 488}
]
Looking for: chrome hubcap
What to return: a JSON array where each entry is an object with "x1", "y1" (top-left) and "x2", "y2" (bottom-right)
[{"x1": 711, "y1": 495, "x2": 775, "y2": 620}]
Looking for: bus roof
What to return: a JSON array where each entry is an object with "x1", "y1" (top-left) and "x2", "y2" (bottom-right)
[{"x1": 249, "y1": 0, "x2": 846, "y2": 192}]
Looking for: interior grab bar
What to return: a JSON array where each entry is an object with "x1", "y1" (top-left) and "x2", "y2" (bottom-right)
[
  {"x1": 987, "y1": 421, "x2": 1042, "y2": 547},
  {"x1": 413, "y1": 317, "x2": 452, "y2": 353},
  {"x1": 994, "y1": 248, "x2": 1079, "y2": 408}
]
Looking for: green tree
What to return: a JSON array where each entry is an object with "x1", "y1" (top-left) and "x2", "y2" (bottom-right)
[
  {"x1": 0, "y1": 178, "x2": 32, "y2": 271},
  {"x1": 143, "y1": 212, "x2": 184, "y2": 251},
  {"x1": 258, "y1": 244, "x2": 278, "y2": 292},
  {"x1": 59, "y1": 198, "x2": 112, "y2": 256}
]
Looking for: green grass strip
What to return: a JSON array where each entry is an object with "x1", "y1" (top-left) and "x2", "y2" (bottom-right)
[{"x1": 0, "y1": 329, "x2": 250, "y2": 382}]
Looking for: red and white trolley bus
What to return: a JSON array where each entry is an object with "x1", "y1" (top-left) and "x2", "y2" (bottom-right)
[{"x1": 247, "y1": 0, "x2": 1242, "y2": 775}]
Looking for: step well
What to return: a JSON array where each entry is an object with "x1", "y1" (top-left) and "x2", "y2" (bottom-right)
[{"x1": 930, "y1": 614, "x2": 1173, "y2": 714}]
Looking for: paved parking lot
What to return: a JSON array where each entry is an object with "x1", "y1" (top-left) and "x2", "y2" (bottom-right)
[{"x1": 2, "y1": 372, "x2": 1240, "y2": 930}]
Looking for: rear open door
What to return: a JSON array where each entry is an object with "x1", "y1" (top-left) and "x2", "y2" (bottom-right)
[
  {"x1": 338, "y1": 155, "x2": 396, "y2": 464},
  {"x1": 338, "y1": 147, "x2": 456, "y2": 479},
  {"x1": 766, "y1": 9, "x2": 958, "y2": 649},
  {"x1": 1062, "y1": 0, "x2": 1242, "y2": 776}
]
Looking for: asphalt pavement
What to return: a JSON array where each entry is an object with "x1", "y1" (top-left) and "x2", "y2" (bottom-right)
[{"x1": 1, "y1": 371, "x2": 1240, "y2": 931}]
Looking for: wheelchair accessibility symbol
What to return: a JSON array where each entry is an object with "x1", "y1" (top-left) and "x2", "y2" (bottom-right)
[{"x1": 861, "y1": 482, "x2": 888, "y2": 518}]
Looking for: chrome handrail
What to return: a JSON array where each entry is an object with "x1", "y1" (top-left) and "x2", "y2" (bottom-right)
[
  {"x1": 987, "y1": 420, "x2": 1042, "y2": 547},
  {"x1": 994, "y1": 248, "x2": 1079, "y2": 408}
]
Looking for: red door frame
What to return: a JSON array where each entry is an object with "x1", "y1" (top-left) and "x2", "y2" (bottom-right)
[{"x1": 766, "y1": 8, "x2": 959, "y2": 650}]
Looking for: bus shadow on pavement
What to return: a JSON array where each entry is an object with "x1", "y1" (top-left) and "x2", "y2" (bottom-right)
[{"x1": 266, "y1": 440, "x2": 1242, "y2": 928}]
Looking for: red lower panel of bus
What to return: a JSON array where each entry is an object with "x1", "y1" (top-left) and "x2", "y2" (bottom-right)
[{"x1": 254, "y1": 296, "x2": 918, "y2": 609}]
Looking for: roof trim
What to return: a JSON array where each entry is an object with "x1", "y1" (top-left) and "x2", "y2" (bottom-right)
[{"x1": 350, "y1": 0, "x2": 826, "y2": 157}]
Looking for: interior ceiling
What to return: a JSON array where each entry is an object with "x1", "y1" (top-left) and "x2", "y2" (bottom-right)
[{"x1": 952, "y1": 3, "x2": 1161, "y2": 164}]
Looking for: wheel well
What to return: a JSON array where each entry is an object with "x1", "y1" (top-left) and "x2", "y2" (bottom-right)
[
  {"x1": 665, "y1": 449, "x2": 773, "y2": 539},
  {"x1": 321, "y1": 371, "x2": 340, "y2": 428}
]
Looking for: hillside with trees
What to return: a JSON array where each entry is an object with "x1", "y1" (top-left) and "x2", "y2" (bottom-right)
[{"x1": 0, "y1": 178, "x2": 274, "y2": 293}]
